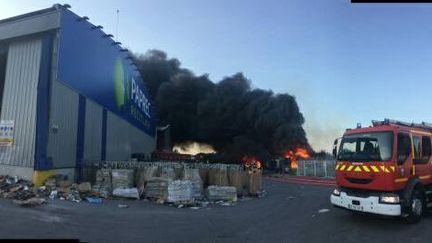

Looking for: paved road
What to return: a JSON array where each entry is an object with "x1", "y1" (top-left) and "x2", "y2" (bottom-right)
[{"x1": 0, "y1": 180, "x2": 431, "y2": 243}]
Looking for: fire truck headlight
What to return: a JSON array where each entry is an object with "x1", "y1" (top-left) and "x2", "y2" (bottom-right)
[
  {"x1": 332, "y1": 188, "x2": 341, "y2": 196},
  {"x1": 379, "y1": 193, "x2": 400, "y2": 204}
]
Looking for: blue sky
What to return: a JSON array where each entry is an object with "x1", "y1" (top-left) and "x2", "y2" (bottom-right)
[{"x1": 1, "y1": 0, "x2": 432, "y2": 151}]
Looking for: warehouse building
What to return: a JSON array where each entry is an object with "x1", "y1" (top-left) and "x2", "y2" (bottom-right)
[{"x1": 0, "y1": 4, "x2": 156, "y2": 184}]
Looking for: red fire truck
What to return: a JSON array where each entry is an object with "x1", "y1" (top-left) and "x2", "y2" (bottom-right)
[{"x1": 330, "y1": 119, "x2": 432, "y2": 223}]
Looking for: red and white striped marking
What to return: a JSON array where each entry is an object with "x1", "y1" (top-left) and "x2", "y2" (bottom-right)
[{"x1": 264, "y1": 175, "x2": 336, "y2": 187}]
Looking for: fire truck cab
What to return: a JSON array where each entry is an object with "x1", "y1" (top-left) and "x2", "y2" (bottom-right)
[{"x1": 330, "y1": 119, "x2": 432, "y2": 223}]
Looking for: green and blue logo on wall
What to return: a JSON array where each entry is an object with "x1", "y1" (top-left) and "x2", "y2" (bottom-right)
[
  {"x1": 114, "y1": 57, "x2": 126, "y2": 109},
  {"x1": 113, "y1": 56, "x2": 151, "y2": 129}
]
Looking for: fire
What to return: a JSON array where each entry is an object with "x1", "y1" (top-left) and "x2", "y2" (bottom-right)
[
  {"x1": 242, "y1": 156, "x2": 262, "y2": 169},
  {"x1": 172, "y1": 142, "x2": 216, "y2": 155},
  {"x1": 284, "y1": 148, "x2": 310, "y2": 169}
]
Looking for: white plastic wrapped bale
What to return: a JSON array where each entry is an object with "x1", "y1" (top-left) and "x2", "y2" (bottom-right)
[
  {"x1": 167, "y1": 180, "x2": 194, "y2": 203},
  {"x1": 206, "y1": 186, "x2": 237, "y2": 202},
  {"x1": 183, "y1": 168, "x2": 203, "y2": 199},
  {"x1": 113, "y1": 188, "x2": 140, "y2": 199},
  {"x1": 145, "y1": 177, "x2": 172, "y2": 200},
  {"x1": 112, "y1": 169, "x2": 134, "y2": 189}
]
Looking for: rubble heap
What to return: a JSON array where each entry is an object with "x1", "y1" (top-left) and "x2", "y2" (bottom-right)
[
  {"x1": 0, "y1": 175, "x2": 36, "y2": 200},
  {"x1": 41, "y1": 175, "x2": 95, "y2": 203}
]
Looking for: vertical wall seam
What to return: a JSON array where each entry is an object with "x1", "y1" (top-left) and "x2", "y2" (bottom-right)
[
  {"x1": 101, "y1": 109, "x2": 107, "y2": 161},
  {"x1": 75, "y1": 94, "x2": 86, "y2": 181}
]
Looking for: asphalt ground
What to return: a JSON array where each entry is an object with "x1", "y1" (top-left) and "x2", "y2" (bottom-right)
[{"x1": 0, "y1": 179, "x2": 431, "y2": 243}]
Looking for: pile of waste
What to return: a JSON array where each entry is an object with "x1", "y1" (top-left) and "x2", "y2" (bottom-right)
[
  {"x1": 0, "y1": 161, "x2": 263, "y2": 208},
  {"x1": 40, "y1": 175, "x2": 95, "y2": 203},
  {"x1": 0, "y1": 175, "x2": 45, "y2": 207}
]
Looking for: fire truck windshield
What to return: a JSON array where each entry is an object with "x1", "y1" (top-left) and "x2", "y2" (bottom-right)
[{"x1": 338, "y1": 132, "x2": 393, "y2": 162}]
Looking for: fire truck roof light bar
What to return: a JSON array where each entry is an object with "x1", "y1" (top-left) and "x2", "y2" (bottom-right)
[{"x1": 371, "y1": 118, "x2": 432, "y2": 131}]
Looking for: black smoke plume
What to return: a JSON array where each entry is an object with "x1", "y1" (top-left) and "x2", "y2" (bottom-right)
[{"x1": 134, "y1": 50, "x2": 311, "y2": 162}]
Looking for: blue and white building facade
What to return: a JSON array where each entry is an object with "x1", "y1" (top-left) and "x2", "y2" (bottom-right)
[{"x1": 0, "y1": 5, "x2": 156, "y2": 182}]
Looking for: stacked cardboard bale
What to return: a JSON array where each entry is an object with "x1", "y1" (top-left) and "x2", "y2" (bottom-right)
[
  {"x1": 228, "y1": 165, "x2": 246, "y2": 196},
  {"x1": 206, "y1": 186, "x2": 237, "y2": 202},
  {"x1": 197, "y1": 163, "x2": 209, "y2": 186},
  {"x1": 92, "y1": 169, "x2": 112, "y2": 198},
  {"x1": 166, "y1": 180, "x2": 193, "y2": 203},
  {"x1": 208, "y1": 164, "x2": 228, "y2": 186},
  {"x1": 112, "y1": 169, "x2": 134, "y2": 189},
  {"x1": 247, "y1": 169, "x2": 262, "y2": 196},
  {"x1": 136, "y1": 165, "x2": 160, "y2": 197},
  {"x1": 183, "y1": 168, "x2": 203, "y2": 199},
  {"x1": 161, "y1": 166, "x2": 176, "y2": 180},
  {"x1": 172, "y1": 163, "x2": 184, "y2": 180},
  {"x1": 111, "y1": 169, "x2": 139, "y2": 199},
  {"x1": 145, "y1": 177, "x2": 172, "y2": 200}
]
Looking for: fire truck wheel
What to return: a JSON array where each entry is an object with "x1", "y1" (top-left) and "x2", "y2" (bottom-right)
[{"x1": 405, "y1": 189, "x2": 424, "y2": 224}]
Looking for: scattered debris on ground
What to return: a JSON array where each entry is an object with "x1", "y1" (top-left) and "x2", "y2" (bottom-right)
[
  {"x1": 12, "y1": 197, "x2": 47, "y2": 207},
  {"x1": 318, "y1": 209, "x2": 330, "y2": 214},
  {"x1": 118, "y1": 204, "x2": 129, "y2": 208}
]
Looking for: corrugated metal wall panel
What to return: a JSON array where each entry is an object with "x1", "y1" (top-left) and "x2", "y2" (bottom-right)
[
  {"x1": 47, "y1": 81, "x2": 78, "y2": 168},
  {"x1": 84, "y1": 99, "x2": 102, "y2": 161},
  {"x1": 0, "y1": 38, "x2": 41, "y2": 167},
  {"x1": 106, "y1": 111, "x2": 155, "y2": 161}
]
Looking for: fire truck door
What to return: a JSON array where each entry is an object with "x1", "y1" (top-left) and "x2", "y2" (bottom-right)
[
  {"x1": 396, "y1": 133, "x2": 412, "y2": 185},
  {"x1": 412, "y1": 135, "x2": 432, "y2": 184}
]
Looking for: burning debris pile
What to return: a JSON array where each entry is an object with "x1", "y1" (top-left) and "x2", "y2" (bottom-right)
[
  {"x1": 134, "y1": 50, "x2": 312, "y2": 162},
  {"x1": 284, "y1": 148, "x2": 311, "y2": 169}
]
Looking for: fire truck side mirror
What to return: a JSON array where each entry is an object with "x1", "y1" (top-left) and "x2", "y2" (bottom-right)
[{"x1": 332, "y1": 138, "x2": 339, "y2": 158}]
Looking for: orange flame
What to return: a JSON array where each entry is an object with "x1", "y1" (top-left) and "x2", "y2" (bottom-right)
[
  {"x1": 242, "y1": 156, "x2": 262, "y2": 169},
  {"x1": 284, "y1": 148, "x2": 310, "y2": 169}
]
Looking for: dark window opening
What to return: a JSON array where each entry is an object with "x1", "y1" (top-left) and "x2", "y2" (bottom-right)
[
  {"x1": 397, "y1": 133, "x2": 411, "y2": 165},
  {"x1": 421, "y1": 136, "x2": 431, "y2": 164},
  {"x1": 413, "y1": 136, "x2": 421, "y2": 164},
  {"x1": 0, "y1": 42, "x2": 8, "y2": 114}
]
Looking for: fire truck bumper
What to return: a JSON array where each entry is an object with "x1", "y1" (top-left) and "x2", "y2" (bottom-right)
[{"x1": 330, "y1": 192, "x2": 401, "y2": 216}]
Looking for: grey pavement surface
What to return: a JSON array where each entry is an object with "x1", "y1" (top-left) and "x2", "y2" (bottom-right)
[{"x1": 0, "y1": 180, "x2": 431, "y2": 243}]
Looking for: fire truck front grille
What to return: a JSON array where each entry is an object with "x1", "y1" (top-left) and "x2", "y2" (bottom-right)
[{"x1": 346, "y1": 178, "x2": 372, "y2": 184}]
